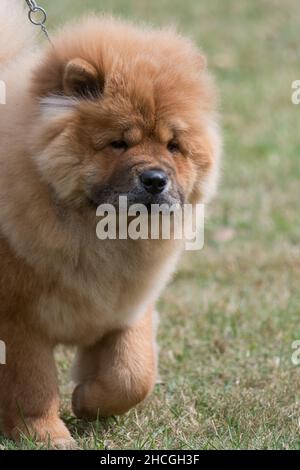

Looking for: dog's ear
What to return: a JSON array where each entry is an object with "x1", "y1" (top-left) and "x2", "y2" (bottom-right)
[
  {"x1": 31, "y1": 53, "x2": 104, "y2": 99},
  {"x1": 63, "y1": 58, "x2": 102, "y2": 98}
]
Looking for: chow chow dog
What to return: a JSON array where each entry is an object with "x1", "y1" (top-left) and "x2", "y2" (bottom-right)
[{"x1": 0, "y1": 1, "x2": 221, "y2": 447}]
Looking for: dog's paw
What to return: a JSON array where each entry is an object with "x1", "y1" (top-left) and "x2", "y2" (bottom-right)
[
  {"x1": 72, "y1": 377, "x2": 152, "y2": 419},
  {"x1": 7, "y1": 415, "x2": 73, "y2": 448},
  {"x1": 51, "y1": 437, "x2": 78, "y2": 450}
]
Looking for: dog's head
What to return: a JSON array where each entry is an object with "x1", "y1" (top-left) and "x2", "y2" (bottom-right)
[{"x1": 30, "y1": 17, "x2": 221, "y2": 213}]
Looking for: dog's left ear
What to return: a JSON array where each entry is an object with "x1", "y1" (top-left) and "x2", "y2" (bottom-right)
[{"x1": 63, "y1": 58, "x2": 102, "y2": 98}]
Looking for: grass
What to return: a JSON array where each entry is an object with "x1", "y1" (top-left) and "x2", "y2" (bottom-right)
[{"x1": 1, "y1": 0, "x2": 300, "y2": 450}]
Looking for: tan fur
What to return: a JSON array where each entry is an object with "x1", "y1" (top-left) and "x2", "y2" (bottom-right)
[{"x1": 0, "y1": 1, "x2": 221, "y2": 446}]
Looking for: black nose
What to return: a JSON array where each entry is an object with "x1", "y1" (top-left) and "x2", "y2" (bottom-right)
[{"x1": 140, "y1": 169, "x2": 168, "y2": 195}]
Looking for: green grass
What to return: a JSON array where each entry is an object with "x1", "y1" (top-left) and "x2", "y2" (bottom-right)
[{"x1": 2, "y1": 0, "x2": 300, "y2": 450}]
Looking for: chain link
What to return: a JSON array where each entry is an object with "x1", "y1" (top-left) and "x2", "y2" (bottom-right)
[
  {"x1": 25, "y1": 0, "x2": 37, "y2": 9},
  {"x1": 25, "y1": 0, "x2": 53, "y2": 45}
]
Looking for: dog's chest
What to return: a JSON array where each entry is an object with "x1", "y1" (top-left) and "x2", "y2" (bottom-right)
[
  {"x1": 37, "y1": 268, "x2": 144, "y2": 345},
  {"x1": 36, "y1": 241, "x2": 180, "y2": 345}
]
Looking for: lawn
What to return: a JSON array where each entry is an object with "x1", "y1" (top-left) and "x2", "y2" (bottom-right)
[{"x1": 1, "y1": 0, "x2": 300, "y2": 450}]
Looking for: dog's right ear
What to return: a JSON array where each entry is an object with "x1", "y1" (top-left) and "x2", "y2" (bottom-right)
[{"x1": 31, "y1": 52, "x2": 104, "y2": 99}]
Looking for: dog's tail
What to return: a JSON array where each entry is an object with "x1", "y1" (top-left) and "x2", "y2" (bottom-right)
[{"x1": 0, "y1": 0, "x2": 36, "y2": 67}]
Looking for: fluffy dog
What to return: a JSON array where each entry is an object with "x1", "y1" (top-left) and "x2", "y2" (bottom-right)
[{"x1": 0, "y1": 1, "x2": 221, "y2": 446}]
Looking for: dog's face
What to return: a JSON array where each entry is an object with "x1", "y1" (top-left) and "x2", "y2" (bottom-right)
[{"x1": 30, "y1": 18, "x2": 220, "y2": 213}]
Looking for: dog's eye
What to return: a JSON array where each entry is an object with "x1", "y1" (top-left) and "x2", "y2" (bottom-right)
[
  {"x1": 167, "y1": 140, "x2": 180, "y2": 154},
  {"x1": 110, "y1": 140, "x2": 128, "y2": 151}
]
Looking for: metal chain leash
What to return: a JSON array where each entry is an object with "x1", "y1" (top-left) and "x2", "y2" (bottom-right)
[{"x1": 25, "y1": 0, "x2": 53, "y2": 45}]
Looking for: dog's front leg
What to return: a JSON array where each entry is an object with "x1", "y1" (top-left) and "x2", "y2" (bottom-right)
[
  {"x1": 0, "y1": 323, "x2": 73, "y2": 448},
  {"x1": 72, "y1": 306, "x2": 157, "y2": 419}
]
